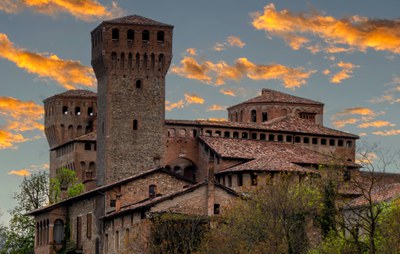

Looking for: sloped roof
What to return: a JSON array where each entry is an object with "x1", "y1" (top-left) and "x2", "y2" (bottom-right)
[
  {"x1": 228, "y1": 89, "x2": 323, "y2": 109},
  {"x1": 44, "y1": 90, "x2": 97, "y2": 102},
  {"x1": 221, "y1": 156, "x2": 318, "y2": 174},
  {"x1": 200, "y1": 136, "x2": 358, "y2": 167},
  {"x1": 104, "y1": 15, "x2": 173, "y2": 27},
  {"x1": 345, "y1": 183, "x2": 400, "y2": 208},
  {"x1": 166, "y1": 115, "x2": 358, "y2": 139},
  {"x1": 75, "y1": 131, "x2": 96, "y2": 142}
]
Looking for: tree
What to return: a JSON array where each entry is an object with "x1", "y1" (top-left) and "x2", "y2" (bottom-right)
[
  {"x1": 0, "y1": 171, "x2": 49, "y2": 254},
  {"x1": 199, "y1": 176, "x2": 322, "y2": 254},
  {"x1": 50, "y1": 167, "x2": 84, "y2": 203}
]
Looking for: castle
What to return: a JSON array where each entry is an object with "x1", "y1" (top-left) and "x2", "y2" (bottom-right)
[{"x1": 29, "y1": 15, "x2": 362, "y2": 254}]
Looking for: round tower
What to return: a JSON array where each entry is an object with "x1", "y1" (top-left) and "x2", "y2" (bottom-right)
[{"x1": 91, "y1": 15, "x2": 173, "y2": 185}]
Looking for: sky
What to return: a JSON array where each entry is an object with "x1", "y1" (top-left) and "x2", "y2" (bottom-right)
[{"x1": 0, "y1": 0, "x2": 399, "y2": 225}]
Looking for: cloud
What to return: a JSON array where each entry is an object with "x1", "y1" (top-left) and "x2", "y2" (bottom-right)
[
  {"x1": 332, "y1": 107, "x2": 377, "y2": 118},
  {"x1": 0, "y1": 0, "x2": 123, "y2": 21},
  {"x1": 332, "y1": 118, "x2": 359, "y2": 128},
  {"x1": 322, "y1": 69, "x2": 330, "y2": 75},
  {"x1": 330, "y1": 61, "x2": 359, "y2": 84},
  {"x1": 214, "y1": 36, "x2": 246, "y2": 51},
  {"x1": 0, "y1": 97, "x2": 44, "y2": 149},
  {"x1": 6, "y1": 163, "x2": 49, "y2": 177},
  {"x1": 165, "y1": 100, "x2": 185, "y2": 111},
  {"x1": 0, "y1": 33, "x2": 96, "y2": 89},
  {"x1": 185, "y1": 48, "x2": 197, "y2": 56},
  {"x1": 207, "y1": 118, "x2": 227, "y2": 122},
  {"x1": 207, "y1": 104, "x2": 226, "y2": 111},
  {"x1": 251, "y1": 3, "x2": 400, "y2": 54},
  {"x1": 184, "y1": 93, "x2": 205, "y2": 104},
  {"x1": 171, "y1": 56, "x2": 315, "y2": 89},
  {"x1": 369, "y1": 76, "x2": 400, "y2": 104},
  {"x1": 372, "y1": 129, "x2": 400, "y2": 136},
  {"x1": 8, "y1": 169, "x2": 31, "y2": 177},
  {"x1": 220, "y1": 89, "x2": 236, "y2": 96},
  {"x1": 356, "y1": 152, "x2": 377, "y2": 164},
  {"x1": 358, "y1": 120, "x2": 396, "y2": 128}
]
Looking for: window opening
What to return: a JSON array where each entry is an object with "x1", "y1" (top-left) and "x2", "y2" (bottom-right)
[
  {"x1": 127, "y1": 29, "x2": 134, "y2": 41},
  {"x1": 142, "y1": 30, "x2": 149, "y2": 41},
  {"x1": 112, "y1": 28, "x2": 119, "y2": 40},
  {"x1": 157, "y1": 31, "x2": 165, "y2": 42},
  {"x1": 251, "y1": 110, "x2": 257, "y2": 122},
  {"x1": 133, "y1": 120, "x2": 138, "y2": 130}
]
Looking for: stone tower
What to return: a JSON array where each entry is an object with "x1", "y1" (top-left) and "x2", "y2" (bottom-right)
[
  {"x1": 43, "y1": 90, "x2": 97, "y2": 180},
  {"x1": 91, "y1": 15, "x2": 173, "y2": 185}
]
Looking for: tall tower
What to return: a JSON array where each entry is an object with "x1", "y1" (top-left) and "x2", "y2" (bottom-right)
[{"x1": 91, "y1": 15, "x2": 173, "y2": 185}]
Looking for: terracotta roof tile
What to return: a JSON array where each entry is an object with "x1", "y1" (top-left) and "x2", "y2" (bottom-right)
[
  {"x1": 346, "y1": 183, "x2": 400, "y2": 208},
  {"x1": 166, "y1": 115, "x2": 358, "y2": 138},
  {"x1": 75, "y1": 131, "x2": 96, "y2": 141},
  {"x1": 104, "y1": 15, "x2": 173, "y2": 27},
  {"x1": 229, "y1": 89, "x2": 323, "y2": 109}
]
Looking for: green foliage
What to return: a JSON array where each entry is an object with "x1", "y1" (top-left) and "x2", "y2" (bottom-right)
[
  {"x1": 150, "y1": 213, "x2": 209, "y2": 254},
  {"x1": 0, "y1": 171, "x2": 49, "y2": 254},
  {"x1": 307, "y1": 231, "x2": 359, "y2": 254},
  {"x1": 50, "y1": 167, "x2": 83, "y2": 203},
  {"x1": 319, "y1": 181, "x2": 337, "y2": 238},
  {"x1": 199, "y1": 177, "x2": 322, "y2": 254}
]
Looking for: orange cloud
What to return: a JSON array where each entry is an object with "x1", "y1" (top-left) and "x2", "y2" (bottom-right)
[
  {"x1": 0, "y1": 33, "x2": 95, "y2": 89},
  {"x1": 0, "y1": 130, "x2": 28, "y2": 149},
  {"x1": 252, "y1": 3, "x2": 400, "y2": 54},
  {"x1": 322, "y1": 69, "x2": 330, "y2": 75},
  {"x1": 207, "y1": 104, "x2": 226, "y2": 111},
  {"x1": 220, "y1": 89, "x2": 236, "y2": 96},
  {"x1": 372, "y1": 129, "x2": 400, "y2": 136},
  {"x1": 358, "y1": 120, "x2": 396, "y2": 128},
  {"x1": 332, "y1": 107, "x2": 377, "y2": 118},
  {"x1": 207, "y1": 118, "x2": 227, "y2": 122},
  {"x1": 8, "y1": 169, "x2": 31, "y2": 177},
  {"x1": 332, "y1": 118, "x2": 359, "y2": 128},
  {"x1": 171, "y1": 56, "x2": 315, "y2": 89},
  {"x1": 0, "y1": 0, "x2": 123, "y2": 21},
  {"x1": 185, "y1": 48, "x2": 197, "y2": 56},
  {"x1": 184, "y1": 93, "x2": 205, "y2": 104},
  {"x1": 330, "y1": 61, "x2": 358, "y2": 84},
  {"x1": 369, "y1": 76, "x2": 400, "y2": 104},
  {"x1": 165, "y1": 100, "x2": 185, "y2": 111},
  {"x1": 214, "y1": 36, "x2": 246, "y2": 51}
]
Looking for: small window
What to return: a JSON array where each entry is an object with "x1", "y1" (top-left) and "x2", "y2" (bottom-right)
[
  {"x1": 157, "y1": 31, "x2": 165, "y2": 42},
  {"x1": 84, "y1": 143, "x2": 91, "y2": 150},
  {"x1": 233, "y1": 132, "x2": 239, "y2": 138},
  {"x1": 88, "y1": 107, "x2": 93, "y2": 116},
  {"x1": 228, "y1": 175, "x2": 232, "y2": 187},
  {"x1": 149, "y1": 185, "x2": 157, "y2": 198},
  {"x1": 63, "y1": 106, "x2": 68, "y2": 115},
  {"x1": 329, "y1": 139, "x2": 335, "y2": 146},
  {"x1": 251, "y1": 110, "x2": 257, "y2": 122},
  {"x1": 224, "y1": 131, "x2": 230, "y2": 138},
  {"x1": 251, "y1": 133, "x2": 257, "y2": 140},
  {"x1": 343, "y1": 171, "x2": 351, "y2": 181},
  {"x1": 242, "y1": 132, "x2": 248, "y2": 139},
  {"x1": 142, "y1": 30, "x2": 150, "y2": 41},
  {"x1": 215, "y1": 131, "x2": 221, "y2": 137},
  {"x1": 135, "y1": 79, "x2": 142, "y2": 89},
  {"x1": 237, "y1": 173, "x2": 243, "y2": 186},
  {"x1": 321, "y1": 139, "x2": 327, "y2": 145},
  {"x1": 262, "y1": 112, "x2": 268, "y2": 122},
  {"x1": 251, "y1": 173, "x2": 258, "y2": 186},
  {"x1": 303, "y1": 137, "x2": 310, "y2": 144},
  {"x1": 294, "y1": 136, "x2": 301, "y2": 143},
  {"x1": 112, "y1": 28, "x2": 119, "y2": 40},
  {"x1": 53, "y1": 219, "x2": 64, "y2": 245},
  {"x1": 110, "y1": 199, "x2": 116, "y2": 207},
  {"x1": 214, "y1": 204, "x2": 220, "y2": 215},
  {"x1": 286, "y1": 135, "x2": 292, "y2": 142},
  {"x1": 127, "y1": 29, "x2": 134, "y2": 41},
  {"x1": 278, "y1": 135, "x2": 283, "y2": 142},
  {"x1": 312, "y1": 138, "x2": 318, "y2": 145},
  {"x1": 192, "y1": 129, "x2": 198, "y2": 137},
  {"x1": 87, "y1": 213, "x2": 92, "y2": 238},
  {"x1": 269, "y1": 134, "x2": 275, "y2": 141},
  {"x1": 338, "y1": 140, "x2": 344, "y2": 147},
  {"x1": 133, "y1": 120, "x2": 138, "y2": 130},
  {"x1": 260, "y1": 134, "x2": 266, "y2": 140},
  {"x1": 115, "y1": 231, "x2": 119, "y2": 251},
  {"x1": 346, "y1": 141, "x2": 352, "y2": 147},
  {"x1": 75, "y1": 107, "x2": 81, "y2": 115},
  {"x1": 205, "y1": 130, "x2": 212, "y2": 136}
]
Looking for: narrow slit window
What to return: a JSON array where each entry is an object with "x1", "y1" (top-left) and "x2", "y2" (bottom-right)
[
  {"x1": 133, "y1": 120, "x2": 138, "y2": 130},
  {"x1": 75, "y1": 107, "x2": 81, "y2": 115},
  {"x1": 135, "y1": 80, "x2": 142, "y2": 89}
]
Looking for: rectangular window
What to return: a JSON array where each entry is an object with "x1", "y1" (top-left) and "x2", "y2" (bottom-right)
[
  {"x1": 115, "y1": 231, "x2": 119, "y2": 250},
  {"x1": 214, "y1": 204, "x2": 220, "y2": 214},
  {"x1": 76, "y1": 216, "x2": 82, "y2": 249},
  {"x1": 237, "y1": 173, "x2": 243, "y2": 186},
  {"x1": 228, "y1": 175, "x2": 232, "y2": 187},
  {"x1": 87, "y1": 213, "x2": 92, "y2": 238},
  {"x1": 251, "y1": 173, "x2": 258, "y2": 186}
]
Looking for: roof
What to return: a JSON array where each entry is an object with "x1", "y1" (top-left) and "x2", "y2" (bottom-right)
[
  {"x1": 221, "y1": 156, "x2": 319, "y2": 174},
  {"x1": 200, "y1": 136, "x2": 358, "y2": 167},
  {"x1": 102, "y1": 181, "x2": 239, "y2": 220},
  {"x1": 27, "y1": 167, "x2": 194, "y2": 215},
  {"x1": 228, "y1": 88, "x2": 323, "y2": 109},
  {"x1": 104, "y1": 15, "x2": 173, "y2": 27},
  {"x1": 75, "y1": 131, "x2": 96, "y2": 142},
  {"x1": 43, "y1": 89, "x2": 97, "y2": 102},
  {"x1": 166, "y1": 115, "x2": 358, "y2": 139},
  {"x1": 345, "y1": 183, "x2": 400, "y2": 208}
]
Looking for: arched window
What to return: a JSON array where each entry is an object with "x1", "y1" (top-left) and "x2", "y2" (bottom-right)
[
  {"x1": 112, "y1": 28, "x2": 119, "y2": 40},
  {"x1": 53, "y1": 219, "x2": 64, "y2": 245},
  {"x1": 111, "y1": 52, "x2": 117, "y2": 68},
  {"x1": 142, "y1": 30, "x2": 150, "y2": 41},
  {"x1": 251, "y1": 133, "x2": 257, "y2": 140},
  {"x1": 120, "y1": 53, "x2": 125, "y2": 69},
  {"x1": 127, "y1": 29, "x2": 134, "y2": 41},
  {"x1": 151, "y1": 53, "x2": 155, "y2": 70},
  {"x1": 294, "y1": 136, "x2": 301, "y2": 143},
  {"x1": 329, "y1": 139, "x2": 335, "y2": 146},
  {"x1": 88, "y1": 107, "x2": 93, "y2": 116},
  {"x1": 251, "y1": 110, "x2": 257, "y2": 122},
  {"x1": 135, "y1": 53, "x2": 140, "y2": 69},
  {"x1": 321, "y1": 139, "x2": 327, "y2": 145},
  {"x1": 312, "y1": 138, "x2": 318, "y2": 145},
  {"x1": 338, "y1": 140, "x2": 344, "y2": 147},
  {"x1": 224, "y1": 131, "x2": 230, "y2": 138},
  {"x1": 62, "y1": 106, "x2": 68, "y2": 115},
  {"x1": 278, "y1": 135, "x2": 283, "y2": 142},
  {"x1": 157, "y1": 31, "x2": 165, "y2": 42},
  {"x1": 143, "y1": 53, "x2": 148, "y2": 70},
  {"x1": 128, "y1": 53, "x2": 133, "y2": 69},
  {"x1": 75, "y1": 107, "x2": 81, "y2": 115},
  {"x1": 269, "y1": 134, "x2": 275, "y2": 141},
  {"x1": 233, "y1": 132, "x2": 239, "y2": 138},
  {"x1": 158, "y1": 54, "x2": 165, "y2": 70},
  {"x1": 286, "y1": 135, "x2": 292, "y2": 142},
  {"x1": 303, "y1": 137, "x2": 310, "y2": 144},
  {"x1": 135, "y1": 80, "x2": 142, "y2": 89},
  {"x1": 133, "y1": 120, "x2": 138, "y2": 130},
  {"x1": 260, "y1": 134, "x2": 266, "y2": 140},
  {"x1": 242, "y1": 132, "x2": 248, "y2": 139}
]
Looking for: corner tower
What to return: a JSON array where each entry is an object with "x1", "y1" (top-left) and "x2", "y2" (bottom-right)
[{"x1": 91, "y1": 15, "x2": 173, "y2": 185}]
